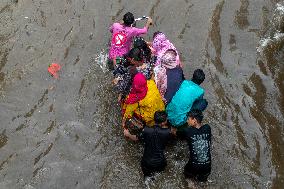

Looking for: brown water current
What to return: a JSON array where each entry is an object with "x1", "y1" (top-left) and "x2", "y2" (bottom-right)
[{"x1": 0, "y1": 0, "x2": 283, "y2": 188}]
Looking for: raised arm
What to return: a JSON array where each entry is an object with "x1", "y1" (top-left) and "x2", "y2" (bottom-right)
[
  {"x1": 133, "y1": 17, "x2": 153, "y2": 35},
  {"x1": 145, "y1": 17, "x2": 153, "y2": 30}
]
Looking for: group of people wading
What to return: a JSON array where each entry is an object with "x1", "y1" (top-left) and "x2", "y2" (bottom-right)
[{"x1": 108, "y1": 12, "x2": 212, "y2": 183}]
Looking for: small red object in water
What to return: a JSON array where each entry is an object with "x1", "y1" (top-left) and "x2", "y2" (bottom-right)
[{"x1": 48, "y1": 63, "x2": 61, "y2": 78}]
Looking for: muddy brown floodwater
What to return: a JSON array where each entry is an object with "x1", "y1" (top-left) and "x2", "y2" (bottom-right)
[{"x1": 0, "y1": 0, "x2": 283, "y2": 188}]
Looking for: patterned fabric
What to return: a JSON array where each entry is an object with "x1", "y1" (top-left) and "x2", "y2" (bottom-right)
[
  {"x1": 114, "y1": 72, "x2": 132, "y2": 97},
  {"x1": 113, "y1": 56, "x2": 154, "y2": 98},
  {"x1": 155, "y1": 51, "x2": 178, "y2": 101},
  {"x1": 113, "y1": 57, "x2": 135, "y2": 98},
  {"x1": 109, "y1": 23, "x2": 148, "y2": 59},
  {"x1": 125, "y1": 73, "x2": 148, "y2": 104},
  {"x1": 123, "y1": 80, "x2": 165, "y2": 126},
  {"x1": 152, "y1": 32, "x2": 180, "y2": 66},
  {"x1": 137, "y1": 56, "x2": 155, "y2": 80}
]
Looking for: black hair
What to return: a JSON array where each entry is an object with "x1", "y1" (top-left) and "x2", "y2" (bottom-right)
[
  {"x1": 123, "y1": 12, "x2": 134, "y2": 26},
  {"x1": 192, "y1": 69, "x2": 205, "y2": 85},
  {"x1": 133, "y1": 37, "x2": 151, "y2": 61},
  {"x1": 154, "y1": 111, "x2": 167, "y2": 124},
  {"x1": 127, "y1": 47, "x2": 143, "y2": 61},
  {"x1": 153, "y1": 31, "x2": 162, "y2": 39},
  {"x1": 133, "y1": 37, "x2": 146, "y2": 49},
  {"x1": 188, "y1": 109, "x2": 203, "y2": 123}
]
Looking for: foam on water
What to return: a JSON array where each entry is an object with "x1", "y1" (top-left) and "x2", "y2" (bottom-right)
[
  {"x1": 257, "y1": 2, "x2": 284, "y2": 53},
  {"x1": 95, "y1": 50, "x2": 109, "y2": 73},
  {"x1": 276, "y1": 3, "x2": 284, "y2": 13}
]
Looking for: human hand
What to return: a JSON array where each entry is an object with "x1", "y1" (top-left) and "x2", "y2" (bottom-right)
[
  {"x1": 112, "y1": 78, "x2": 119, "y2": 85},
  {"x1": 124, "y1": 129, "x2": 130, "y2": 137},
  {"x1": 171, "y1": 127, "x2": 177, "y2": 136},
  {"x1": 138, "y1": 63, "x2": 147, "y2": 70},
  {"x1": 147, "y1": 17, "x2": 153, "y2": 25},
  {"x1": 118, "y1": 94, "x2": 122, "y2": 102}
]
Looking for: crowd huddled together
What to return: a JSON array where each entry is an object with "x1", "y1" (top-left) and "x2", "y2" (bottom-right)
[{"x1": 108, "y1": 12, "x2": 212, "y2": 183}]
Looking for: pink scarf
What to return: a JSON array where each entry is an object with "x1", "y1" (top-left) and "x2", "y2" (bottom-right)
[
  {"x1": 152, "y1": 33, "x2": 180, "y2": 66},
  {"x1": 155, "y1": 51, "x2": 178, "y2": 102},
  {"x1": 125, "y1": 73, "x2": 148, "y2": 104}
]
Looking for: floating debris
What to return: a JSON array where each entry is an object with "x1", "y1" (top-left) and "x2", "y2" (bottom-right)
[{"x1": 48, "y1": 63, "x2": 61, "y2": 79}]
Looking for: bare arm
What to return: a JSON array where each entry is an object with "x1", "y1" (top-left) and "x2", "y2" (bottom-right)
[
  {"x1": 122, "y1": 118, "x2": 127, "y2": 129},
  {"x1": 124, "y1": 129, "x2": 139, "y2": 141}
]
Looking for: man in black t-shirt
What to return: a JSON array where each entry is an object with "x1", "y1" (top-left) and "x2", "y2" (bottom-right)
[
  {"x1": 124, "y1": 111, "x2": 173, "y2": 177},
  {"x1": 178, "y1": 109, "x2": 212, "y2": 182}
]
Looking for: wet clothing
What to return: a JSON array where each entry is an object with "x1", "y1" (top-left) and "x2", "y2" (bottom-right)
[
  {"x1": 191, "y1": 99, "x2": 208, "y2": 112},
  {"x1": 125, "y1": 73, "x2": 148, "y2": 104},
  {"x1": 152, "y1": 33, "x2": 182, "y2": 97},
  {"x1": 113, "y1": 56, "x2": 154, "y2": 98},
  {"x1": 166, "y1": 80, "x2": 205, "y2": 127},
  {"x1": 109, "y1": 23, "x2": 148, "y2": 60},
  {"x1": 136, "y1": 56, "x2": 155, "y2": 80},
  {"x1": 114, "y1": 71, "x2": 132, "y2": 98},
  {"x1": 178, "y1": 124, "x2": 212, "y2": 182},
  {"x1": 141, "y1": 161, "x2": 166, "y2": 177},
  {"x1": 123, "y1": 80, "x2": 165, "y2": 126},
  {"x1": 138, "y1": 126, "x2": 171, "y2": 177},
  {"x1": 154, "y1": 50, "x2": 181, "y2": 102},
  {"x1": 164, "y1": 67, "x2": 184, "y2": 104},
  {"x1": 184, "y1": 162, "x2": 211, "y2": 182},
  {"x1": 112, "y1": 58, "x2": 137, "y2": 99},
  {"x1": 152, "y1": 32, "x2": 181, "y2": 66}
]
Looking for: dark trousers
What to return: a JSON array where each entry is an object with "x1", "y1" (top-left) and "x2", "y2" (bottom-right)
[
  {"x1": 191, "y1": 98, "x2": 208, "y2": 112},
  {"x1": 141, "y1": 160, "x2": 166, "y2": 177},
  {"x1": 184, "y1": 162, "x2": 211, "y2": 182}
]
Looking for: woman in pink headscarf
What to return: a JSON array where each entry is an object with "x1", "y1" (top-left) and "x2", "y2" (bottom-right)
[
  {"x1": 151, "y1": 32, "x2": 181, "y2": 66},
  {"x1": 155, "y1": 49, "x2": 184, "y2": 104}
]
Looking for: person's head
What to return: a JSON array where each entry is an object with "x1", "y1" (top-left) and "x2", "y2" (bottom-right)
[
  {"x1": 153, "y1": 31, "x2": 162, "y2": 39},
  {"x1": 127, "y1": 47, "x2": 144, "y2": 66},
  {"x1": 187, "y1": 109, "x2": 203, "y2": 127},
  {"x1": 154, "y1": 111, "x2": 168, "y2": 126},
  {"x1": 123, "y1": 12, "x2": 134, "y2": 26},
  {"x1": 133, "y1": 37, "x2": 151, "y2": 61},
  {"x1": 191, "y1": 69, "x2": 205, "y2": 85},
  {"x1": 161, "y1": 49, "x2": 178, "y2": 69},
  {"x1": 132, "y1": 73, "x2": 147, "y2": 93},
  {"x1": 152, "y1": 32, "x2": 170, "y2": 52},
  {"x1": 125, "y1": 73, "x2": 148, "y2": 104},
  {"x1": 133, "y1": 37, "x2": 146, "y2": 49}
]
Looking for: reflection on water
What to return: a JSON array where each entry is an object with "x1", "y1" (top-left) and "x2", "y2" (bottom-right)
[{"x1": 0, "y1": 0, "x2": 283, "y2": 188}]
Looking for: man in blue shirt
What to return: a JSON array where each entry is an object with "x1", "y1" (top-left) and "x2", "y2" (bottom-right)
[{"x1": 166, "y1": 69, "x2": 208, "y2": 128}]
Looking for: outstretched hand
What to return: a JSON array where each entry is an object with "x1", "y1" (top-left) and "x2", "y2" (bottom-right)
[
  {"x1": 145, "y1": 17, "x2": 153, "y2": 28},
  {"x1": 123, "y1": 129, "x2": 139, "y2": 141},
  {"x1": 147, "y1": 17, "x2": 153, "y2": 25},
  {"x1": 124, "y1": 129, "x2": 130, "y2": 137}
]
